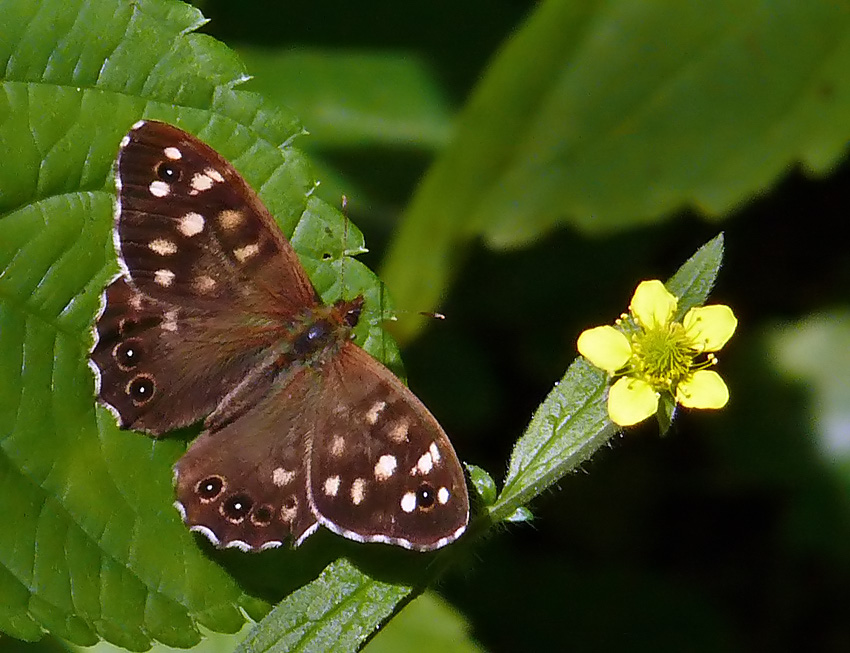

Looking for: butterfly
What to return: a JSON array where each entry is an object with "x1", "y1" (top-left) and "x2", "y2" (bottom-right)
[{"x1": 89, "y1": 120, "x2": 469, "y2": 551}]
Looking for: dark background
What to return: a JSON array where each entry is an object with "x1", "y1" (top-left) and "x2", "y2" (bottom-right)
[{"x1": 202, "y1": 2, "x2": 850, "y2": 651}]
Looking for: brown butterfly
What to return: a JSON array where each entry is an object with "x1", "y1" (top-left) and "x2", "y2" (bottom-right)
[{"x1": 89, "y1": 121, "x2": 469, "y2": 551}]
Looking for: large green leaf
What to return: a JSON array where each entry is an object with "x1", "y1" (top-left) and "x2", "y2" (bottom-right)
[
  {"x1": 382, "y1": 0, "x2": 850, "y2": 341},
  {"x1": 0, "y1": 0, "x2": 401, "y2": 648}
]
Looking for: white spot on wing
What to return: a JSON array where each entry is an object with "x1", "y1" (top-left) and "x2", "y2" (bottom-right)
[
  {"x1": 234, "y1": 243, "x2": 260, "y2": 263},
  {"x1": 218, "y1": 209, "x2": 243, "y2": 230},
  {"x1": 330, "y1": 435, "x2": 345, "y2": 457},
  {"x1": 149, "y1": 180, "x2": 170, "y2": 197},
  {"x1": 281, "y1": 499, "x2": 298, "y2": 523},
  {"x1": 161, "y1": 309, "x2": 178, "y2": 332},
  {"x1": 272, "y1": 467, "x2": 295, "y2": 487},
  {"x1": 149, "y1": 238, "x2": 177, "y2": 256},
  {"x1": 437, "y1": 487, "x2": 450, "y2": 504},
  {"x1": 179, "y1": 212, "x2": 205, "y2": 237},
  {"x1": 194, "y1": 275, "x2": 216, "y2": 293},
  {"x1": 389, "y1": 420, "x2": 409, "y2": 443},
  {"x1": 400, "y1": 491, "x2": 417, "y2": 513},
  {"x1": 190, "y1": 172, "x2": 215, "y2": 193},
  {"x1": 366, "y1": 400, "x2": 387, "y2": 425},
  {"x1": 154, "y1": 269, "x2": 175, "y2": 287},
  {"x1": 324, "y1": 476, "x2": 341, "y2": 497},
  {"x1": 429, "y1": 442, "x2": 441, "y2": 464},
  {"x1": 414, "y1": 451, "x2": 433, "y2": 475},
  {"x1": 350, "y1": 478, "x2": 366, "y2": 505},
  {"x1": 374, "y1": 454, "x2": 397, "y2": 481},
  {"x1": 205, "y1": 167, "x2": 224, "y2": 183},
  {"x1": 163, "y1": 146, "x2": 182, "y2": 160}
]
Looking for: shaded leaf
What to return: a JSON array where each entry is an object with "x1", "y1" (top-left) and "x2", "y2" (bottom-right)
[{"x1": 383, "y1": 0, "x2": 850, "y2": 341}]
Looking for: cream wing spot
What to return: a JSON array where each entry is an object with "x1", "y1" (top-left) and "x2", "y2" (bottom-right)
[
  {"x1": 190, "y1": 172, "x2": 215, "y2": 193},
  {"x1": 350, "y1": 478, "x2": 366, "y2": 505},
  {"x1": 234, "y1": 243, "x2": 260, "y2": 263},
  {"x1": 374, "y1": 454, "x2": 397, "y2": 481},
  {"x1": 324, "y1": 476, "x2": 341, "y2": 497},
  {"x1": 161, "y1": 309, "x2": 179, "y2": 332},
  {"x1": 330, "y1": 435, "x2": 345, "y2": 457},
  {"x1": 414, "y1": 451, "x2": 433, "y2": 475},
  {"x1": 429, "y1": 442, "x2": 442, "y2": 465},
  {"x1": 149, "y1": 180, "x2": 170, "y2": 197},
  {"x1": 163, "y1": 146, "x2": 182, "y2": 160},
  {"x1": 149, "y1": 238, "x2": 177, "y2": 256},
  {"x1": 401, "y1": 492, "x2": 417, "y2": 513},
  {"x1": 366, "y1": 400, "x2": 387, "y2": 425},
  {"x1": 194, "y1": 275, "x2": 216, "y2": 293},
  {"x1": 272, "y1": 467, "x2": 295, "y2": 487},
  {"x1": 389, "y1": 419, "x2": 409, "y2": 443},
  {"x1": 205, "y1": 167, "x2": 225, "y2": 183},
  {"x1": 437, "y1": 487, "x2": 450, "y2": 504},
  {"x1": 218, "y1": 209, "x2": 243, "y2": 230},
  {"x1": 179, "y1": 212, "x2": 205, "y2": 237},
  {"x1": 280, "y1": 498, "x2": 298, "y2": 522},
  {"x1": 154, "y1": 269, "x2": 175, "y2": 287}
]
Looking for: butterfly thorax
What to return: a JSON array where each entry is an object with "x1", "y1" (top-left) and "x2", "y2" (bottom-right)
[{"x1": 281, "y1": 295, "x2": 364, "y2": 368}]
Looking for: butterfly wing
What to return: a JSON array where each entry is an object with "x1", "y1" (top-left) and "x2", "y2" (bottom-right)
[
  {"x1": 91, "y1": 121, "x2": 319, "y2": 433},
  {"x1": 308, "y1": 342, "x2": 469, "y2": 550},
  {"x1": 173, "y1": 342, "x2": 469, "y2": 551},
  {"x1": 173, "y1": 365, "x2": 323, "y2": 550}
]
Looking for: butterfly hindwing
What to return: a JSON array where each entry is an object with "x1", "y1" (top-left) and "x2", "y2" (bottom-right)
[{"x1": 308, "y1": 343, "x2": 469, "y2": 550}]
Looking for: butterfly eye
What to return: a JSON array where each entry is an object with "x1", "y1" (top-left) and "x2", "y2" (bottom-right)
[
  {"x1": 416, "y1": 482, "x2": 436, "y2": 511},
  {"x1": 156, "y1": 162, "x2": 181, "y2": 182},
  {"x1": 221, "y1": 494, "x2": 252, "y2": 523},
  {"x1": 196, "y1": 476, "x2": 225, "y2": 502}
]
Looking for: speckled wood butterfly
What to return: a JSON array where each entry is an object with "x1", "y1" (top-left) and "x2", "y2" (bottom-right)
[{"x1": 89, "y1": 120, "x2": 469, "y2": 551}]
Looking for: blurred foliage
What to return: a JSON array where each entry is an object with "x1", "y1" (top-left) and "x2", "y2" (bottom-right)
[{"x1": 4, "y1": 0, "x2": 850, "y2": 651}]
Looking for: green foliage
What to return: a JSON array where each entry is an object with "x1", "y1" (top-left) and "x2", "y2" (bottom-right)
[{"x1": 381, "y1": 0, "x2": 850, "y2": 341}]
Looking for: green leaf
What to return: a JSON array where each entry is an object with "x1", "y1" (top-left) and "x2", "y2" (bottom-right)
[
  {"x1": 666, "y1": 233, "x2": 725, "y2": 320},
  {"x1": 382, "y1": 0, "x2": 850, "y2": 341},
  {"x1": 237, "y1": 48, "x2": 452, "y2": 151},
  {"x1": 364, "y1": 591, "x2": 484, "y2": 653},
  {"x1": 465, "y1": 464, "x2": 497, "y2": 507},
  {"x1": 491, "y1": 234, "x2": 726, "y2": 522},
  {"x1": 235, "y1": 559, "x2": 412, "y2": 653},
  {"x1": 0, "y1": 0, "x2": 399, "y2": 648}
]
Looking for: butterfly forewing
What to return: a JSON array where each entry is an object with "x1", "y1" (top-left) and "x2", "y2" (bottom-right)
[
  {"x1": 116, "y1": 121, "x2": 317, "y2": 313},
  {"x1": 92, "y1": 120, "x2": 469, "y2": 550}
]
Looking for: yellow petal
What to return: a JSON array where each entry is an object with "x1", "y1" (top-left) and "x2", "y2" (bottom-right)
[
  {"x1": 683, "y1": 305, "x2": 737, "y2": 352},
  {"x1": 608, "y1": 377, "x2": 659, "y2": 426},
  {"x1": 577, "y1": 326, "x2": 632, "y2": 372},
  {"x1": 630, "y1": 280, "x2": 677, "y2": 330},
  {"x1": 676, "y1": 370, "x2": 729, "y2": 408}
]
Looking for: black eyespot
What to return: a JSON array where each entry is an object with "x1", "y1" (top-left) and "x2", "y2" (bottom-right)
[
  {"x1": 114, "y1": 339, "x2": 142, "y2": 370},
  {"x1": 127, "y1": 375, "x2": 155, "y2": 404},
  {"x1": 416, "y1": 482, "x2": 436, "y2": 511},
  {"x1": 221, "y1": 494, "x2": 252, "y2": 522},
  {"x1": 251, "y1": 504, "x2": 274, "y2": 526},
  {"x1": 196, "y1": 476, "x2": 225, "y2": 502},
  {"x1": 156, "y1": 162, "x2": 181, "y2": 182}
]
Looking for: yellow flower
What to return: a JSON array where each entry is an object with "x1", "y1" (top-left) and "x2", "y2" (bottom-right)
[{"x1": 577, "y1": 280, "x2": 737, "y2": 427}]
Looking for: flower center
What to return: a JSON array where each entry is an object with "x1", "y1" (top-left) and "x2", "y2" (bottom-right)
[{"x1": 631, "y1": 322, "x2": 696, "y2": 391}]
